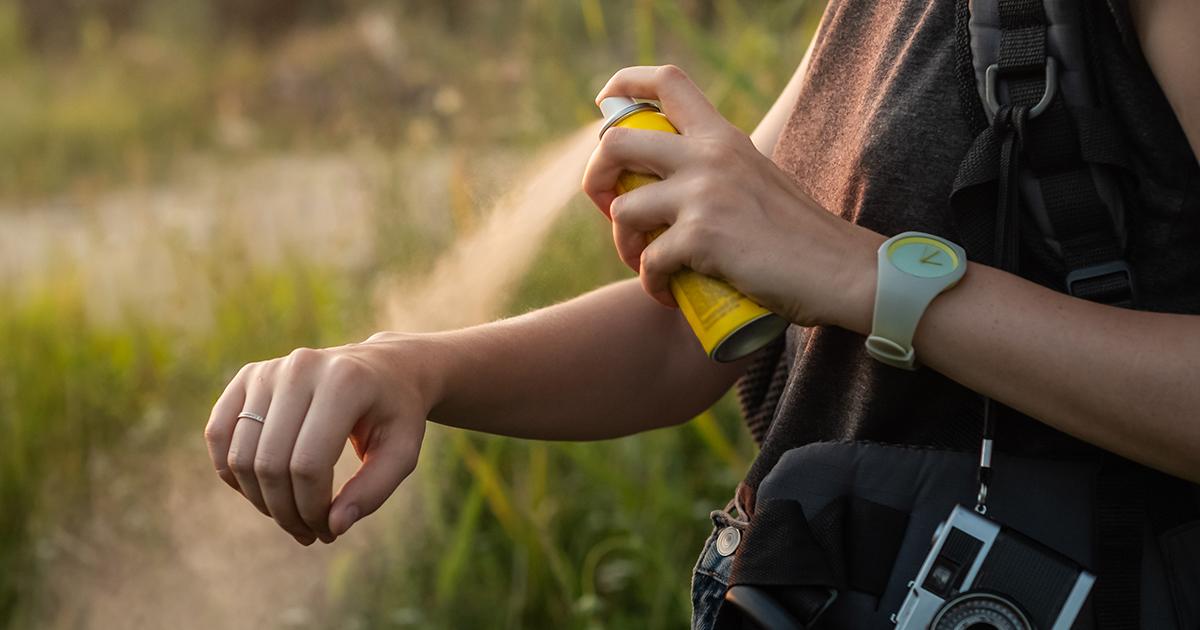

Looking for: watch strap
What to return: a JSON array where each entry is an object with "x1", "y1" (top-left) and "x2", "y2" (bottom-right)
[{"x1": 867, "y1": 279, "x2": 942, "y2": 370}]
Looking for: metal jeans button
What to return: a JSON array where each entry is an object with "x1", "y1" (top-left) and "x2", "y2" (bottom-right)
[{"x1": 715, "y1": 526, "x2": 741, "y2": 557}]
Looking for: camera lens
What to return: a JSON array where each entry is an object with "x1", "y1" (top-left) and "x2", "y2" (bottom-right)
[{"x1": 930, "y1": 592, "x2": 1031, "y2": 630}]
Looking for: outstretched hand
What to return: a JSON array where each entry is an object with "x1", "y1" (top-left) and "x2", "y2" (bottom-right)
[
  {"x1": 582, "y1": 64, "x2": 883, "y2": 333},
  {"x1": 203, "y1": 333, "x2": 432, "y2": 544}
]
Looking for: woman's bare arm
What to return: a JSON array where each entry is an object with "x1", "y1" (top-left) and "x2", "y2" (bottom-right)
[
  {"x1": 204, "y1": 56, "x2": 816, "y2": 542},
  {"x1": 422, "y1": 279, "x2": 745, "y2": 439}
]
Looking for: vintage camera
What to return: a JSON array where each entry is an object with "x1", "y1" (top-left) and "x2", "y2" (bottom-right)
[{"x1": 892, "y1": 506, "x2": 1094, "y2": 630}]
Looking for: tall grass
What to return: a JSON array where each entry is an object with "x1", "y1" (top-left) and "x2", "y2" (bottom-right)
[
  {"x1": 0, "y1": 1, "x2": 824, "y2": 627},
  {"x1": 0, "y1": 261, "x2": 362, "y2": 624}
]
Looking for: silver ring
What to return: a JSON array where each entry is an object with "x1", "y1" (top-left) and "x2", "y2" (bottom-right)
[{"x1": 237, "y1": 411, "x2": 266, "y2": 424}]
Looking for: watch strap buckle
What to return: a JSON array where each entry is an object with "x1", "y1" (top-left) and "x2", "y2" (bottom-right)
[{"x1": 865, "y1": 335, "x2": 917, "y2": 371}]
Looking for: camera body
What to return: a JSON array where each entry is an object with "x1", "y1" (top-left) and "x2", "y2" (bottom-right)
[{"x1": 892, "y1": 505, "x2": 1094, "y2": 630}]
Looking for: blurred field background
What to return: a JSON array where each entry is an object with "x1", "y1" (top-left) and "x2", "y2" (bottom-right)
[{"x1": 0, "y1": 1, "x2": 823, "y2": 628}]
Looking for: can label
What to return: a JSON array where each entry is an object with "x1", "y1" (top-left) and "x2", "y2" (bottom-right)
[{"x1": 602, "y1": 105, "x2": 787, "y2": 361}]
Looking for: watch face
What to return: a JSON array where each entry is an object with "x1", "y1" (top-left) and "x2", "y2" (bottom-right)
[{"x1": 887, "y1": 236, "x2": 961, "y2": 278}]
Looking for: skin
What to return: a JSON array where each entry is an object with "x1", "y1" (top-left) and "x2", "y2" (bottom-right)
[{"x1": 205, "y1": 3, "x2": 1200, "y2": 545}]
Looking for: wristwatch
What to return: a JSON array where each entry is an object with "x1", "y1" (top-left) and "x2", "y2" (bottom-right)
[{"x1": 866, "y1": 231, "x2": 968, "y2": 370}]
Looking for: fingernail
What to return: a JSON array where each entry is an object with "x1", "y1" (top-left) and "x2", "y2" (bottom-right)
[
  {"x1": 295, "y1": 534, "x2": 316, "y2": 546},
  {"x1": 334, "y1": 505, "x2": 360, "y2": 536},
  {"x1": 319, "y1": 533, "x2": 335, "y2": 544}
]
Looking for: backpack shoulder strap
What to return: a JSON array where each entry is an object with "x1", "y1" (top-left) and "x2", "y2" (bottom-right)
[{"x1": 951, "y1": 0, "x2": 1136, "y2": 307}]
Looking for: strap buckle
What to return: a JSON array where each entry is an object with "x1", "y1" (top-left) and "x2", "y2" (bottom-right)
[
  {"x1": 984, "y1": 57, "x2": 1058, "y2": 120},
  {"x1": 1065, "y1": 260, "x2": 1135, "y2": 302}
]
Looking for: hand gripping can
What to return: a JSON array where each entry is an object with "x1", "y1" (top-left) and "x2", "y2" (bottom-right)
[{"x1": 598, "y1": 96, "x2": 789, "y2": 362}]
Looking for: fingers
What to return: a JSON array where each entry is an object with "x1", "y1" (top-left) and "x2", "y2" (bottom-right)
[
  {"x1": 227, "y1": 369, "x2": 272, "y2": 516},
  {"x1": 228, "y1": 416, "x2": 270, "y2": 514},
  {"x1": 329, "y1": 421, "x2": 424, "y2": 537},
  {"x1": 290, "y1": 358, "x2": 375, "y2": 544},
  {"x1": 608, "y1": 179, "x2": 680, "y2": 270},
  {"x1": 582, "y1": 127, "x2": 687, "y2": 216},
  {"x1": 255, "y1": 349, "x2": 322, "y2": 544},
  {"x1": 205, "y1": 367, "x2": 248, "y2": 492},
  {"x1": 638, "y1": 220, "x2": 720, "y2": 308},
  {"x1": 596, "y1": 65, "x2": 726, "y2": 134}
]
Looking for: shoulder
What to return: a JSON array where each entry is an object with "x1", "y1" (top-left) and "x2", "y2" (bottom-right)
[{"x1": 1126, "y1": 0, "x2": 1200, "y2": 161}]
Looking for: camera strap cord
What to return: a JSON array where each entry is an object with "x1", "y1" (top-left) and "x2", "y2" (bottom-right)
[{"x1": 974, "y1": 99, "x2": 1028, "y2": 516}]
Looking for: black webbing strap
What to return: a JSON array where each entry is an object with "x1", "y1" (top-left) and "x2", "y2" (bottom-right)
[
  {"x1": 715, "y1": 497, "x2": 908, "y2": 630},
  {"x1": 1094, "y1": 463, "x2": 1146, "y2": 630}
]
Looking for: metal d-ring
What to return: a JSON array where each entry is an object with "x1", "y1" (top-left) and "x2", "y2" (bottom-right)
[{"x1": 984, "y1": 57, "x2": 1058, "y2": 120}]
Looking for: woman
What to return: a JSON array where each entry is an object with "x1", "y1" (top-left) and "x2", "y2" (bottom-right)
[{"x1": 204, "y1": 0, "x2": 1199, "y2": 626}]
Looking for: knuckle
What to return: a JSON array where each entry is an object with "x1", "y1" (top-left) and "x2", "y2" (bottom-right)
[
  {"x1": 639, "y1": 247, "x2": 658, "y2": 274},
  {"x1": 286, "y1": 347, "x2": 320, "y2": 370},
  {"x1": 254, "y1": 453, "x2": 287, "y2": 482},
  {"x1": 365, "y1": 331, "x2": 392, "y2": 344},
  {"x1": 204, "y1": 422, "x2": 229, "y2": 448},
  {"x1": 608, "y1": 195, "x2": 628, "y2": 222},
  {"x1": 289, "y1": 454, "x2": 323, "y2": 483},
  {"x1": 326, "y1": 355, "x2": 369, "y2": 386},
  {"x1": 582, "y1": 176, "x2": 601, "y2": 201},
  {"x1": 227, "y1": 449, "x2": 254, "y2": 476},
  {"x1": 234, "y1": 361, "x2": 259, "y2": 383},
  {"x1": 655, "y1": 64, "x2": 687, "y2": 83}
]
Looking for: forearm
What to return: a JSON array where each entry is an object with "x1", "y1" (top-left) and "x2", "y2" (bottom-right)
[
  {"x1": 419, "y1": 278, "x2": 748, "y2": 440},
  {"x1": 840, "y1": 244, "x2": 1200, "y2": 481}
]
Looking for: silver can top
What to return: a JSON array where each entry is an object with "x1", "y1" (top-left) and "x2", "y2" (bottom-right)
[{"x1": 598, "y1": 96, "x2": 661, "y2": 138}]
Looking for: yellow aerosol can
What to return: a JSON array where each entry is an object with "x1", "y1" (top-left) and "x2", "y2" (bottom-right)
[{"x1": 598, "y1": 96, "x2": 789, "y2": 362}]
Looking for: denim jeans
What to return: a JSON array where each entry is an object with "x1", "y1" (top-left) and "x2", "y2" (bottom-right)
[{"x1": 690, "y1": 504, "x2": 744, "y2": 630}]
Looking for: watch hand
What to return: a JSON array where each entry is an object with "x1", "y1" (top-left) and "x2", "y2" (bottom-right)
[{"x1": 919, "y1": 247, "x2": 943, "y2": 266}]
